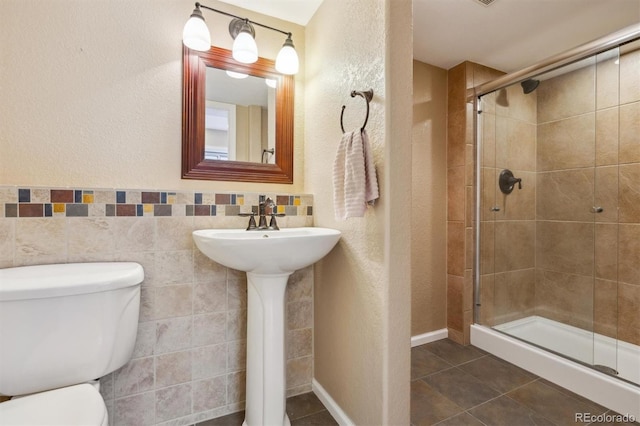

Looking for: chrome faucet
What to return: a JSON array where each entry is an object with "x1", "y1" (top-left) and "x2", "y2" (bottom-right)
[{"x1": 239, "y1": 195, "x2": 285, "y2": 230}]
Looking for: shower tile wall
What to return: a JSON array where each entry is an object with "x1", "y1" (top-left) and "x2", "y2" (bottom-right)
[
  {"x1": 478, "y1": 46, "x2": 640, "y2": 347},
  {"x1": 446, "y1": 62, "x2": 504, "y2": 344},
  {"x1": 0, "y1": 186, "x2": 315, "y2": 426},
  {"x1": 534, "y1": 47, "x2": 640, "y2": 345}
]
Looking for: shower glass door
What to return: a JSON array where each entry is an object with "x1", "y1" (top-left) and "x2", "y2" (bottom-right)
[{"x1": 478, "y1": 45, "x2": 624, "y2": 376}]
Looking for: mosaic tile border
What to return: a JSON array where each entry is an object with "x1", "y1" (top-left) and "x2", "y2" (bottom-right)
[{"x1": 1, "y1": 187, "x2": 313, "y2": 218}]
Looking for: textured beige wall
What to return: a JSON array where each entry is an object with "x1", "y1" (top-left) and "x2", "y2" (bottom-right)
[
  {"x1": 0, "y1": 0, "x2": 305, "y2": 193},
  {"x1": 305, "y1": 0, "x2": 412, "y2": 424},
  {"x1": 411, "y1": 60, "x2": 448, "y2": 336}
]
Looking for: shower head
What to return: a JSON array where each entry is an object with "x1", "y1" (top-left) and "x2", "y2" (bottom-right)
[{"x1": 521, "y1": 79, "x2": 540, "y2": 94}]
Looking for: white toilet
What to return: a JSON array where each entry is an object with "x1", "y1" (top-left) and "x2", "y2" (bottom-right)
[{"x1": 0, "y1": 262, "x2": 144, "y2": 425}]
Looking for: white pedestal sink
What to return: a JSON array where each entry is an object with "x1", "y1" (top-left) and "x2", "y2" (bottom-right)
[{"x1": 193, "y1": 227, "x2": 341, "y2": 426}]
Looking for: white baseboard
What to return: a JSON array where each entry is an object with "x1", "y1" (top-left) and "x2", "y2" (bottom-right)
[
  {"x1": 411, "y1": 328, "x2": 448, "y2": 347},
  {"x1": 312, "y1": 378, "x2": 355, "y2": 426}
]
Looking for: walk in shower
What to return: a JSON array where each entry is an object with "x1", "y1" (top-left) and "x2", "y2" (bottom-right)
[{"x1": 471, "y1": 23, "x2": 640, "y2": 418}]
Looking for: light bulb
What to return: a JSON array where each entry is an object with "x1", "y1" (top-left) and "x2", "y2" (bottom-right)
[
  {"x1": 275, "y1": 36, "x2": 299, "y2": 75},
  {"x1": 182, "y1": 7, "x2": 211, "y2": 52},
  {"x1": 232, "y1": 24, "x2": 258, "y2": 64}
]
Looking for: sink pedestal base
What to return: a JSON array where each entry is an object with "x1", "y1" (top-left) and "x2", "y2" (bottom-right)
[{"x1": 242, "y1": 272, "x2": 292, "y2": 426}]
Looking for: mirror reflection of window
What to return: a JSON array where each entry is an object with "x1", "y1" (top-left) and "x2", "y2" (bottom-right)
[{"x1": 205, "y1": 67, "x2": 276, "y2": 163}]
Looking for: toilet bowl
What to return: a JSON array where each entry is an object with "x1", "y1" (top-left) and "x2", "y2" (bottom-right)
[{"x1": 0, "y1": 262, "x2": 144, "y2": 425}]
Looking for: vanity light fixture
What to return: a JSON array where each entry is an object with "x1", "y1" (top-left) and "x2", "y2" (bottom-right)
[
  {"x1": 226, "y1": 70, "x2": 249, "y2": 79},
  {"x1": 182, "y1": 2, "x2": 299, "y2": 75}
]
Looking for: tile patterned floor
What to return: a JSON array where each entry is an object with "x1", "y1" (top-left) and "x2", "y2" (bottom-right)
[
  {"x1": 198, "y1": 338, "x2": 639, "y2": 426},
  {"x1": 411, "y1": 339, "x2": 639, "y2": 426},
  {"x1": 196, "y1": 392, "x2": 338, "y2": 426}
]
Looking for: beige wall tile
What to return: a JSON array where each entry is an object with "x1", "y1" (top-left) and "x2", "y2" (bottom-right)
[
  {"x1": 481, "y1": 168, "x2": 497, "y2": 221},
  {"x1": 154, "y1": 250, "x2": 193, "y2": 286},
  {"x1": 595, "y1": 224, "x2": 619, "y2": 281},
  {"x1": 595, "y1": 166, "x2": 619, "y2": 223},
  {"x1": 287, "y1": 299, "x2": 313, "y2": 330},
  {"x1": 447, "y1": 274, "x2": 464, "y2": 331},
  {"x1": 156, "y1": 317, "x2": 192, "y2": 354},
  {"x1": 286, "y1": 356, "x2": 312, "y2": 388},
  {"x1": 113, "y1": 357, "x2": 155, "y2": 397},
  {"x1": 618, "y1": 282, "x2": 640, "y2": 346},
  {"x1": 537, "y1": 64, "x2": 595, "y2": 123},
  {"x1": 226, "y1": 309, "x2": 247, "y2": 342},
  {"x1": 447, "y1": 221, "x2": 466, "y2": 276},
  {"x1": 287, "y1": 328, "x2": 313, "y2": 359},
  {"x1": 619, "y1": 102, "x2": 640, "y2": 163},
  {"x1": 16, "y1": 218, "x2": 67, "y2": 265},
  {"x1": 536, "y1": 221, "x2": 594, "y2": 276},
  {"x1": 155, "y1": 383, "x2": 192, "y2": 423},
  {"x1": 494, "y1": 220, "x2": 535, "y2": 272},
  {"x1": 537, "y1": 113, "x2": 595, "y2": 171},
  {"x1": 194, "y1": 280, "x2": 227, "y2": 314},
  {"x1": 596, "y1": 54, "x2": 620, "y2": 110},
  {"x1": 619, "y1": 224, "x2": 640, "y2": 285},
  {"x1": 620, "y1": 48, "x2": 640, "y2": 104},
  {"x1": 114, "y1": 218, "x2": 155, "y2": 252},
  {"x1": 193, "y1": 312, "x2": 227, "y2": 347},
  {"x1": 67, "y1": 218, "x2": 115, "y2": 256},
  {"x1": 154, "y1": 284, "x2": 192, "y2": 319},
  {"x1": 479, "y1": 274, "x2": 495, "y2": 326},
  {"x1": 494, "y1": 269, "x2": 535, "y2": 324},
  {"x1": 227, "y1": 370, "x2": 246, "y2": 404},
  {"x1": 619, "y1": 163, "x2": 640, "y2": 222},
  {"x1": 0, "y1": 220, "x2": 14, "y2": 265},
  {"x1": 536, "y1": 169, "x2": 594, "y2": 222},
  {"x1": 156, "y1": 351, "x2": 192, "y2": 388},
  {"x1": 192, "y1": 344, "x2": 227, "y2": 380},
  {"x1": 594, "y1": 279, "x2": 618, "y2": 338},
  {"x1": 447, "y1": 110, "x2": 467, "y2": 168},
  {"x1": 535, "y1": 269, "x2": 594, "y2": 330},
  {"x1": 596, "y1": 107, "x2": 619, "y2": 166},
  {"x1": 114, "y1": 392, "x2": 155, "y2": 426},
  {"x1": 448, "y1": 166, "x2": 465, "y2": 221},
  {"x1": 156, "y1": 217, "x2": 194, "y2": 251},
  {"x1": 193, "y1": 376, "x2": 226, "y2": 412},
  {"x1": 481, "y1": 112, "x2": 496, "y2": 167},
  {"x1": 496, "y1": 119, "x2": 536, "y2": 171},
  {"x1": 480, "y1": 221, "x2": 495, "y2": 275}
]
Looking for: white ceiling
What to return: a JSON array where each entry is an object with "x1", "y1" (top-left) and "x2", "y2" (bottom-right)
[{"x1": 219, "y1": 0, "x2": 640, "y2": 73}]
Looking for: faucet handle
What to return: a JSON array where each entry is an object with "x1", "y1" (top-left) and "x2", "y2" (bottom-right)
[{"x1": 239, "y1": 212, "x2": 257, "y2": 230}]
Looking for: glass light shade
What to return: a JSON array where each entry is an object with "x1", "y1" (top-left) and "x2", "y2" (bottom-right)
[
  {"x1": 232, "y1": 30, "x2": 258, "y2": 64},
  {"x1": 182, "y1": 14, "x2": 211, "y2": 52},
  {"x1": 265, "y1": 78, "x2": 277, "y2": 88},
  {"x1": 226, "y1": 70, "x2": 248, "y2": 79},
  {"x1": 275, "y1": 37, "x2": 299, "y2": 75}
]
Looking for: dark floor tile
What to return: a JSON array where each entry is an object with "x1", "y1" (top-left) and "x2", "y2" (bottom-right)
[
  {"x1": 291, "y1": 410, "x2": 338, "y2": 426},
  {"x1": 468, "y1": 395, "x2": 555, "y2": 426},
  {"x1": 508, "y1": 380, "x2": 608, "y2": 426},
  {"x1": 434, "y1": 412, "x2": 485, "y2": 426},
  {"x1": 423, "y1": 367, "x2": 500, "y2": 409},
  {"x1": 411, "y1": 379, "x2": 464, "y2": 426},
  {"x1": 411, "y1": 346, "x2": 454, "y2": 380},
  {"x1": 287, "y1": 392, "x2": 327, "y2": 421},
  {"x1": 422, "y1": 339, "x2": 486, "y2": 366},
  {"x1": 459, "y1": 354, "x2": 537, "y2": 393},
  {"x1": 197, "y1": 410, "x2": 245, "y2": 426}
]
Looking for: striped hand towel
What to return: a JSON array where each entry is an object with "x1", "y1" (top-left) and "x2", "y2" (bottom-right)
[{"x1": 333, "y1": 129, "x2": 379, "y2": 220}]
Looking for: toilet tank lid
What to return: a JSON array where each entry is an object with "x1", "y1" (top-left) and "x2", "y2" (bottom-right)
[{"x1": 0, "y1": 262, "x2": 144, "y2": 301}]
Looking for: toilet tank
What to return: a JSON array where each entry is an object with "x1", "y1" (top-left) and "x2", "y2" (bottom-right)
[{"x1": 0, "y1": 262, "x2": 143, "y2": 396}]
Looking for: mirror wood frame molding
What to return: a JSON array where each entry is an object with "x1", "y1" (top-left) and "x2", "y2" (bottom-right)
[{"x1": 182, "y1": 46, "x2": 294, "y2": 183}]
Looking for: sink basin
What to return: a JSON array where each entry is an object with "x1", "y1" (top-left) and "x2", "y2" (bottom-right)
[{"x1": 193, "y1": 227, "x2": 341, "y2": 275}]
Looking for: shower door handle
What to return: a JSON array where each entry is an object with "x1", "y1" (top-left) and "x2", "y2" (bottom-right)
[{"x1": 592, "y1": 206, "x2": 604, "y2": 213}]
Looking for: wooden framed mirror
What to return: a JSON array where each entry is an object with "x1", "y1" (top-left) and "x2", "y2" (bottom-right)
[{"x1": 182, "y1": 46, "x2": 294, "y2": 183}]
